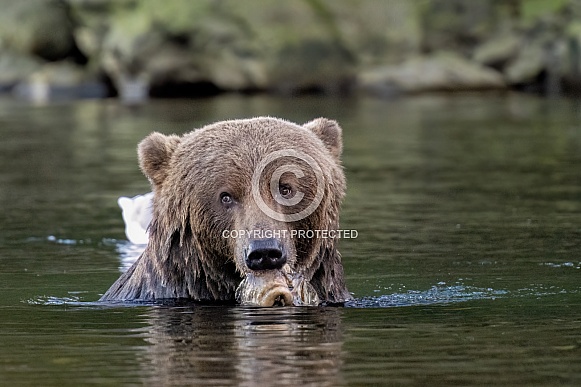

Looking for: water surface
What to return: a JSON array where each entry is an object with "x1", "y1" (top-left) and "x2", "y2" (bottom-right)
[{"x1": 1, "y1": 94, "x2": 580, "y2": 385}]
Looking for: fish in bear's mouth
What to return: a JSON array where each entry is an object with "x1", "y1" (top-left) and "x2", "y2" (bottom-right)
[{"x1": 235, "y1": 266, "x2": 320, "y2": 307}]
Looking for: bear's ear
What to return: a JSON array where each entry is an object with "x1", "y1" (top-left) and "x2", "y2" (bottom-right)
[
  {"x1": 138, "y1": 132, "x2": 181, "y2": 188},
  {"x1": 303, "y1": 118, "x2": 343, "y2": 160}
]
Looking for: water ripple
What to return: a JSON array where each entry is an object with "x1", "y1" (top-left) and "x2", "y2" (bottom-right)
[{"x1": 345, "y1": 285, "x2": 509, "y2": 308}]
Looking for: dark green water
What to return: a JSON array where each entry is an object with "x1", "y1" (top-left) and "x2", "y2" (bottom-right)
[{"x1": 1, "y1": 94, "x2": 580, "y2": 385}]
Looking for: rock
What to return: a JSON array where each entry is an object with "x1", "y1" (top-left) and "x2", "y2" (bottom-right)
[
  {"x1": 0, "y1": 0, "x2": 75, "y2": 61},
  {"x1": 421, "y1": 0, "x2": 496, "y2": 54},
  {"x1": 358, "y1": 53, "x2": 505, "y2": 96},
  {"x1": 330, "y1": 0, "x2": 422, "y2": 67},
  {"x1": 473, "y1": 33, "x2": 521, "y2": 68},
  {"x1": 504, "y1": 39, "x2": 548, "y2": 85},
  {"x1": 267, "y1": 39, "x2": 355, "y2": 94},
  {"x1": 2, "y1": 0, "x2": 580, "y2": 99},
  {"x1": 473, "y1": 7, "x2": 571, "y2": 93},
  {"x1": 69, "y1": 0, "x2": 356, "y2": 95}
]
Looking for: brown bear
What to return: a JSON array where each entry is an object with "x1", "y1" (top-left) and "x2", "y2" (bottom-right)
[{"x1": 100, "y1": 117, "x2": 351, "y2": 306}]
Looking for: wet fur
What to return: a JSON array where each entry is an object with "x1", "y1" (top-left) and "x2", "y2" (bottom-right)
[{"x1": 100, "y1": 117, "x2": 350, "y2": 304}]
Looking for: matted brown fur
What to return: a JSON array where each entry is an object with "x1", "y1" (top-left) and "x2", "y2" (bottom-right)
[{"x1": 100, "y1": 117, "x2": 351, "y2": 304}]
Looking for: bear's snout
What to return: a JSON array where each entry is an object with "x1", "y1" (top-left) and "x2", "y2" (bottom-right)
[{"x1": 245, "y1": 238, "x2": 287, "y2": 271}]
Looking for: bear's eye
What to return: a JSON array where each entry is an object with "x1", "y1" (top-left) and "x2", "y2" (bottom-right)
[
  {"x1": 279, "y1": 184, "x2": 292, "y2": 198},
  {"x1": 220, "y1": 192, "x2": 233, "y2": 206}
]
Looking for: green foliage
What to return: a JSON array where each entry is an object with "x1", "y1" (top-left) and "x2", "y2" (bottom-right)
[{"x1": 520, "y1": 0, "x2": 570, "y2": 23}]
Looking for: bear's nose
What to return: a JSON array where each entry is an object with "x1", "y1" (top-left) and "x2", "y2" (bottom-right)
[{"x1": 246, "y1": 238, "x2": 286, "y2": 271}]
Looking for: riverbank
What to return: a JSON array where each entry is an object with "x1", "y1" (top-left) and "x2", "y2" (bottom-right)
[{"x1": 1, "y1": 0, "x2": 581, "y2": 102}]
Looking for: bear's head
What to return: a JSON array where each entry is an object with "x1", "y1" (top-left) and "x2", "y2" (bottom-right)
[{"x1": 102, "y1": 117, "x2": 350, "y2": 306}]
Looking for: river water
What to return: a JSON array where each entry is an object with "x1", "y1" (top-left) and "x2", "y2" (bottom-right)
[{"x1": 0, "y1": 93, "x2": 580, "y2": 385}]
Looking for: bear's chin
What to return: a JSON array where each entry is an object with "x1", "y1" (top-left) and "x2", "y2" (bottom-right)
[{"x1": 235, "y1": 269, "x2": 320, "y2": 307}]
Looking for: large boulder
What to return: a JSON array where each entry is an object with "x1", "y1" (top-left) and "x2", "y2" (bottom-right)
[
  {"x1": 358, "y1": 52, "x2": 505, "y2": 96},
  {"x1": 504, "y1": 39, "x2": 547, "y2": 85},
  {"x1": 473, "y1": 32, "x2": 521, "y2": 68}
]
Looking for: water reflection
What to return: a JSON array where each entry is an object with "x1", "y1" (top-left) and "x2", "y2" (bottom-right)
[
  {"x1": 139, "y1": 306, "x2": 344, "y2": 386},
  {"x1": 2, "y1": 94, "x2": 581, "y2": 385}
]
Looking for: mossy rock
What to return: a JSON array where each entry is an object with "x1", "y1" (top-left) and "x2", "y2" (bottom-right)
[{"x1": 0, "y1": 0, "x2": 75, "y2": 61}]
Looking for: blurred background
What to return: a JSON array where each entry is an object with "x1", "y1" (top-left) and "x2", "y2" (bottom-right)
[{"x1": 2, "y1": 0, "x2": 581, "y2": 102}]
